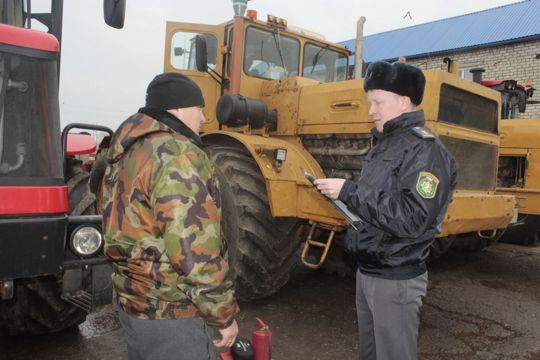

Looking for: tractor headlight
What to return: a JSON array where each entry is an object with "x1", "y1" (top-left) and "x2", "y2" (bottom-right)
[
  {"x1": 275, "y1": 148, "x2": 287, "y2": 162},
  {"x1": 70, "y1": 225, "x2": 102, "y2": 257}
]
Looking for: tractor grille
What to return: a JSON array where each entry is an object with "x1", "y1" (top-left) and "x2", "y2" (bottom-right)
[
  {"x1": 439, "y1": 136, "x2": 498, "y2": 191},
  {"x1": 302, "y1": 133, "x2": 498, "y2": 192}
]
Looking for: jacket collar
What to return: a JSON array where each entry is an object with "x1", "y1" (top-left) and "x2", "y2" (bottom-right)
[
  {"x1": 371, "y1": 110, "x2": 426, "y2": 140},
  {"x1": 138, "y1": 107, "x2": 203, "y2": 149},
  {"x1": 108, "y1": 107, "x2": 203, "y2": 164}
]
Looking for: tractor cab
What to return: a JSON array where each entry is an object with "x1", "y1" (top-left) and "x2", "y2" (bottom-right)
[
  {"x1": 0, "y1": 24, "x2": 63, "y2": 186},
  {"x1": 477, "y1": 76, "x2": 535, "y2": 119},
  {"x1": 0, "y1": 0, "x2": 121, "y2": 334}
]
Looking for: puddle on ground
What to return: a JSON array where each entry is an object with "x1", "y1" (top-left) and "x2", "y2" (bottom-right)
[{"x1": 78, "y1": 305, "x2": 121, "y2": 338}]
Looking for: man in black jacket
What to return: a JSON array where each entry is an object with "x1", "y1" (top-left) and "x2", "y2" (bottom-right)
[{"x1": 315, "y1": 61, "x2": 457, "y2": 360}]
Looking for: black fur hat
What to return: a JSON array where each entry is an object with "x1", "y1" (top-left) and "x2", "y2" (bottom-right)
[
  {"x1": 364, "y1": 61, "x2": 426, "y2": 105},
  {"x1": 146, "y1": 72, "x2": 205, "y2": 110}
]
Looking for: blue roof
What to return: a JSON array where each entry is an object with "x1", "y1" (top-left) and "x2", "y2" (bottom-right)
[{"x1": 340, "y1": 0, "x2": 540, "y2": 63}]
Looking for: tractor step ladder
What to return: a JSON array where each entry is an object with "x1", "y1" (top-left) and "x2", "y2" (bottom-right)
[
  {"x1": 62, "y1": 290, "x2": 92, "y2": 313},
  {"x1": 301, "y1": 222, "x2": 337, "y2": 269}
]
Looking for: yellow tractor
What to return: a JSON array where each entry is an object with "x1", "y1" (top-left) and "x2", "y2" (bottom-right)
[
  {"x1": 162, "y1": 3, "x2": 516, "y2": 300},
  {"x1": 476, "y1": 76, "x2": 540, "y2": 245},
  {"x1": 497, "y1": 118, "x2": 540, "y2": 245}
]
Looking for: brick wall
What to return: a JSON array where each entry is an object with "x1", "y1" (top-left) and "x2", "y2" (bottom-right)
[{"x1": 407, "y1": 39, "x2": 540, "y2": 119}]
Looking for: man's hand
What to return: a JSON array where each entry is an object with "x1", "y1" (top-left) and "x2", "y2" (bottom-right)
[
  {"x1": 314, "y1": 178, "x2": 346, "y2": 200},
  {"x1": 213, "y1": 319, "x2": 239, "y2": 348}
]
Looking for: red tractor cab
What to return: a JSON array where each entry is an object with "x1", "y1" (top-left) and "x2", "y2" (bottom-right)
[
  {"x1": 0, "y1": 21, "x2": 114, "y2": 335},
  {"x1": 480, "y1": 79, "x2": 535, "y2": 119}
]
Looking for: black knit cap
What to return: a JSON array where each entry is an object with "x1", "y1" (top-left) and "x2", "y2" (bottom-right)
[
  {"x1": 364, "y1": 61, "x2": 426, "y2": 105},
  {"x1": 145, "y1": 72, "x2": 205, "y2": 110}
]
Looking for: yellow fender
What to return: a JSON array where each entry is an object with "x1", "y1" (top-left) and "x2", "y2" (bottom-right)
[{"x1": 202, "y1": 131, "x2": 347, "y2": 227}]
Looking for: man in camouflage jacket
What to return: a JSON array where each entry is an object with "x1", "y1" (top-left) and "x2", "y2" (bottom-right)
[{"x1": 102, "y1": 73, "x2": 239, "y2": 359}]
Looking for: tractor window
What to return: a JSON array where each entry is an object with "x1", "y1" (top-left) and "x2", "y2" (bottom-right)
[
  {"x1": 226, "y1": 26, "x2": 233, "y2": 77},
  {"x1": 170, "y1": 31, "x2": 217, "y2": 71},
  {"x1": 244, "y1": 26, "x2": 300, "y2": 80},
  {"x1": 0, "y1": 0, "x2": 25, "y2": 27},
  {"x1": 0, "y1": 51, "x2": 63, "y2": 185},
  {"x1": 303, "y1": 43, "x2": 348, "y2": 83}
]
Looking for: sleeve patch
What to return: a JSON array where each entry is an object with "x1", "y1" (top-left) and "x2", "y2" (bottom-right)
[{"x1": 416, "y1": 171, "x2": 439, "y2": 199}]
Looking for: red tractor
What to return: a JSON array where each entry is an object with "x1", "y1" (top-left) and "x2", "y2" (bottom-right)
[
  {"x1": 0, "y1": 0, "x2": 124, "y2": 334},
  {"x1": 481, "y1": 79, "x2": 535, "y2": 119},
  {"x1": 470, "y1": 67, "x2": 536, "y2": 119}
]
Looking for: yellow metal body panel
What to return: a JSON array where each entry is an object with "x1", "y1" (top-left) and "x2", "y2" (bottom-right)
[
  {"x1": 259, "y1": 77, "x2": 320, "y2": 135},
  {"x1": 497, "y1": 119, "x2": 540, "y2": 214},
  {"x1": 497, "y1": 188, "x2": 540, "y2": 214},
  {"x1": 420, "y1": 69, "x2": 502, "y2": 125},
  {"x1": 500, "y1": 119, "x2": 540, "y2": 147},
  {"x1": 298, "y1": 79, "x2": 370, "y2": 131},
  {"x1": 440, "y1": 191, "x2": 516, "y2": 236},
  {"x1": 202, "y1": 131, "x2": 347, "y2": 227},
  {"x1": 429, "y1": 122, "x2": 499, "y2": 147}
]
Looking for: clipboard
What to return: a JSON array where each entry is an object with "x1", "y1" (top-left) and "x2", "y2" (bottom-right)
[{"x1": 304, "y1": 171, "x2": 362, "y2": 231}]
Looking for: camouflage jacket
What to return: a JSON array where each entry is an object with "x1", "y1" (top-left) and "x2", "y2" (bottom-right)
[{"x1": 102, "y1": 108, "x2": 238, "y2": 327}]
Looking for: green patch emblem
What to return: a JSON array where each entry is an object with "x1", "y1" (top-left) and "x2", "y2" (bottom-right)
[{"x1": 416, "y1": 171, "x2": 439, "y2": 199}]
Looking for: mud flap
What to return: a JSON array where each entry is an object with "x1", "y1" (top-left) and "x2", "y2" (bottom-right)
[
  {"x1": 62, "y1": 267, "x2": 83, "y2": 294},
  {"x1": 91, "y1": 263, "x2": 113, "y2": 309}
]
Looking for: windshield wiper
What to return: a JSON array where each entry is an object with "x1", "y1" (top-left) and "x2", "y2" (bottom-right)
[
  {"x1": 310, "y1": 45, "x2": 330, "y2": 73},
  {"x1": 272, "y1": 30, "x2": 287, "y2": 72}
]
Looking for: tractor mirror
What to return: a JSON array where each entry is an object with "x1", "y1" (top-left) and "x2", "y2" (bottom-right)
[
  {"x1": 195, "y1": 35, "x2": 208, "y2": 72},
  {"x1": 103, "y1": 0, "x2": 126, "y2": 29}
]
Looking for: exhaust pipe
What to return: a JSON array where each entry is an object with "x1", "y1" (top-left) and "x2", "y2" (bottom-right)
[
  {"x1": 470, "y1": 68, "x2": 486, "y2": 84},
  {"x1": 229, "y1": 0, "x2": 248, "y2": 94},
  {"x1": 443, "y1": 57, "x2": 460, "y2": 75},
  {"x1": 354, "y1": 16, "x2": 367, "y2": 79}
]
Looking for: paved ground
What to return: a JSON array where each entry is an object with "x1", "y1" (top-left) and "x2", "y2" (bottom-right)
[{"x1": 1, "y1": 243, "x2": 539, "y2": 360}]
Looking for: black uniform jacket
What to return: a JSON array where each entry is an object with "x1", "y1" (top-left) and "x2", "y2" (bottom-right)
[{"x1": 338, "y1": 110, "x2": 457, "y2": 280}]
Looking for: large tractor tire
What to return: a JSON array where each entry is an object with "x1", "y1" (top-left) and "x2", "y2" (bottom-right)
[
  {"x1": 0, "y1": 276, "x2": 87, "y2": 335},
  {"x1": 428, "y1": 236, "x2": 455, "y2": 261},
  {"x1": 66, "y1": 157, "x2": 96, "y2": 216},
  {"x1": 206, "y1": 145, "x2": 301, "y2": 301},
  {"x1": 0, "y1": 158, "x2": 93, "y2": 335},
  {"x1": 499, "y1": 215, "x2": 540, "y2": 246},
  {"x1": 322, "y1": 240, "x2": 356, "y2": 278}
]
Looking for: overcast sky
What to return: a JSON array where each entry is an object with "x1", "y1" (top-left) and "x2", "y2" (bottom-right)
[{"x1": 53, "y1": 0, "x2": 521, "y2": 130}]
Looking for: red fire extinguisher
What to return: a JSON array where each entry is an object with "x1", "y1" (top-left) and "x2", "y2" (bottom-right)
[{"x1": 252, "y1": 317, "x2": 271, "y2": 360}]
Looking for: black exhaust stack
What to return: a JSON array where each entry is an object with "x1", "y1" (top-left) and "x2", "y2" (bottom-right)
[{"x1": 470, "y1": 68, "x2": 485, "y2": 84}]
